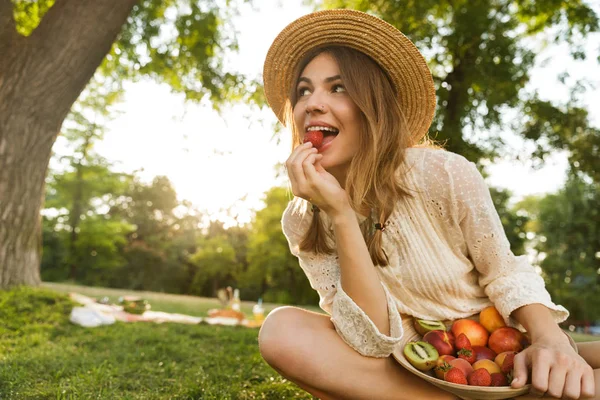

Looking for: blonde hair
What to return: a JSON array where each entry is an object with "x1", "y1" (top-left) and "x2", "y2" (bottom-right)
[{"x1": 284, "y1": 46, "x2": 434, "y2": 266}]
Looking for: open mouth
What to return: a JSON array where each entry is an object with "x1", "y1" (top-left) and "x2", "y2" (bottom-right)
[
  {"x1": 306, "y1": 126, "x2": 338, "y2": 147},
  {"x1": 306, "y1": 126, "x2": 339, "y2": 136}
]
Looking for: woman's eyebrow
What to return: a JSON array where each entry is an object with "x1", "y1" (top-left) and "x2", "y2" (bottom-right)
[{"x1": 297, "y1": 75, "x2": 342, "y2": 85}]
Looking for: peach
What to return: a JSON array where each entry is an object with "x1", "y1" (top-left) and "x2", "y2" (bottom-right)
[
  {"x1": 495, "y1": 351, "x2": 517, "y2": 374},
  {"x1": 472, "y1": 345, "x2": 497, "y2": 362},
  {"x1": 479, "y1": 306, "x2": 506, "y2": 333},
  {"x1": 488, "y1": 327, "x2": 526, "y2": 354},
  {"x1": 434, "y1": 355, "x2": 455, "y2": 379},
  {"x1": 423, "y1": 330, "x2": 455, "y2": 356},
  {"x1": 448, "y1": 358, "x2": 474, "y2": 378},
  {"x1": 472, "y1": 359, "x2": 502, "y2": 375},
  {"x1": 451, "y1": 319, "x2": 489, "y2": 347}
]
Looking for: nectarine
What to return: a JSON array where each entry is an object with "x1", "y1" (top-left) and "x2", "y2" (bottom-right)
[
  {"x1": 479, "y1": 306, "x2": 506, "y2": 333},
  {"x1": 488, "y1": 327, "x2": 526, "y2": 354},
  {"x1": 423, "y1": 330, "x2": 455, "y2": 356},
  {"x1": 472, "y1": 359, "x2": 502, "y2": 375},
  {"x1": 451, "y1": 319, "x2": 489, "y2": 347}
]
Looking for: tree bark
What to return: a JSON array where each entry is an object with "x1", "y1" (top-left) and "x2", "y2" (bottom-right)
[{"x1": 0, "y1": 0, "x2": 138, "y2": 289}]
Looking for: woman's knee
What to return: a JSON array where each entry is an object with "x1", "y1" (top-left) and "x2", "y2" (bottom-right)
[{"x1": 258, "y1": 306, "x2": 312, "y2": 370}]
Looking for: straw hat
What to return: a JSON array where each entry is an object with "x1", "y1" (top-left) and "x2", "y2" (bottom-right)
[{"x1": 263, "y1": 9, "x2": 437, "y2": 144}]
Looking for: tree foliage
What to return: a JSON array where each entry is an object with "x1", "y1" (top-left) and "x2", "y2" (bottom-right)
[
  {"x1": 11, "y1": 0, "x2": 259, "y2": 106},
  {"x1": 311, "y1": 0, "x2": 599, "y2": 164},
  {"x1": 244, "y1": 187, "x2": 318, "y2": 305},
  {"x1": 517, "y1": 173, "x2": 600, "y2": 321}
]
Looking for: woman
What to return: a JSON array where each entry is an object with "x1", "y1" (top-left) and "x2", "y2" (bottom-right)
[{"x1": 258, "y1": 9, "x2": 599, "y2": 400}]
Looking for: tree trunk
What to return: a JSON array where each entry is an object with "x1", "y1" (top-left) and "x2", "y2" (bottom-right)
[{"x1": 0, "y1": 0, "x2": 137, "y2": 289}]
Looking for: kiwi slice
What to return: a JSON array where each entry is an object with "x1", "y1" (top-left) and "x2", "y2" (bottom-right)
[
  {"x1": 403, "y1": 341, "x2": 439, "y2": 371},
  {"x1": 413, "y1": 318, "x2": 446, "y2": 336}
]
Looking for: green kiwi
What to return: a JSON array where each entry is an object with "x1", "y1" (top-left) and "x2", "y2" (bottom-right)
[
  {"x1": 413, "y1": 318, "x2": 446, "y2": 336},
  {"x1": 403, "y1": 341, "x2": 439, "y2": 371}
]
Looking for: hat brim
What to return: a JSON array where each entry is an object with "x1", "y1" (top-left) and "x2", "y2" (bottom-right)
[{"x1": 263, "y1": 9, "x2": 436, "y2": 144}]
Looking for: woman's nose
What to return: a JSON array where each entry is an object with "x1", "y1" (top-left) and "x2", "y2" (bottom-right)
[
  {"x1": 304, "y1": 88, "x2": 328, "y2": 114},
  {"x1": 305, "y1": 102, "x2": 326, "y2": 114}
]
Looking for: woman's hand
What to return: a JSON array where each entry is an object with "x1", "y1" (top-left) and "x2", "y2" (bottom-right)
[
  {"x1": 512, "y1": 333, "x2": 596, "y2": 399},
  {"x1": 285, "y1": 142, "x2": 349, "y2": 216}
]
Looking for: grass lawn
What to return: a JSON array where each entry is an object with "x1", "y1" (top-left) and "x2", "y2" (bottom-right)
[
  {"x1": 1, "y1": 283, "x2": 597, "y2": 399},
  {"x1": 0, "y1": 284, "x2": 317, "y2": 399}
]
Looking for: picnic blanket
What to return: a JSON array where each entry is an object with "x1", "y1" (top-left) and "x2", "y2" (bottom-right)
[{"x1": 68, "y1": 292, "x2": 261, "y2": 328}]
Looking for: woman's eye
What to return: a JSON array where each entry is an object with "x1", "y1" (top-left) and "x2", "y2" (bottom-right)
[
  {"x1": 298, "y1": 87, "x2": 311, "y2": 96},
  {"x1": 332, "y1": 84, "x2": 346, "y2": 93}
]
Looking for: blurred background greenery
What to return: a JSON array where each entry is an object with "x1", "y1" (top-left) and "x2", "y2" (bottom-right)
[
  {"x1": 1, "y1": 0, "x2": 599, "y2": 324},
  {"x1": 2, "y1": 0, "x2": 600, "y2": 397}
]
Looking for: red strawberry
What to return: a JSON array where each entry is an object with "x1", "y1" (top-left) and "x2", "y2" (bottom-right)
[
  {"x1": 490, "y1": 372, "x2": 509, "y2": 386},
  {"x1": 444, "y1": 367, "x2": 468, "y2": 385},
  {"x1": 468, "y1": 368, "x2": 492, "y2": 386},
  {"x1": 457, "y1": 347, "x2": 476, "y2": 364},
  {"x1": 434, "y1": 360, "x2": 453, "y2": 379},
  {"x1": 455, "y1": 333, "x2": 472, "y2": 351},
  {"x1": 303, "y1": 130, "x2": 323, "y2": 149}
]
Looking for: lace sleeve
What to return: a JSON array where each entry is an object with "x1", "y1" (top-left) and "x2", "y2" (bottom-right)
[
  {"x1": 282, "y1": 198, "x2": 403, "y2": 358},
  {"x1": 446, "y1": 155, "x2": 569, "y2": 330}
]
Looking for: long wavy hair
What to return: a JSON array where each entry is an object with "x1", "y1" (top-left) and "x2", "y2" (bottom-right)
[{"x1": 283, "y1": 45, "x2": 432, "y2": 267}]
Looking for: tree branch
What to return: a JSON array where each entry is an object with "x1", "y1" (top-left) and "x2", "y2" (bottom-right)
[{"x1": 24, "y1": 0, "x2": 138, "y2": 124}]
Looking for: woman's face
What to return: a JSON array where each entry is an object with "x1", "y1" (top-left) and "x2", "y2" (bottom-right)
[{"x1": 293, "y1": 52, "x2": 362, "y2": 182}]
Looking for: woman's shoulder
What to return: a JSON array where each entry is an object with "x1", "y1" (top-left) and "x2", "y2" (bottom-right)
[{"x1": 404, "y1": 147, "x2": 473, "y2": 178}]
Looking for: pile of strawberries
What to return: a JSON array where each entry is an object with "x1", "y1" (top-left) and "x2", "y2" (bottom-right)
[
  {"x1": 439, "y1": 331, "x2": 515, "y2": 386},
  {"x1": 404, "y1": 306, "x2": 529, "y2": 387}
]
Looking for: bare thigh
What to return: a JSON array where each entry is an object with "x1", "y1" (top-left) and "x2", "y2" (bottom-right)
[{"x1": 258, "y1": 306, "x2": 458, "y2": 400}]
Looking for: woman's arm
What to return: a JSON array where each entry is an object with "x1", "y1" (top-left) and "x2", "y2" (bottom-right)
[
  {"x1": 511, "y1": 303, "x2": 570, "y2": 347},
  {"x1": 330, "y1": 203, "x2": 390, "y2": 336},
  {"x1": 510, "y1": 303, "x2": 596, "y2": 398},
  {"x1": 285, "y1": 142, "x2": 396, "y2": 350}
]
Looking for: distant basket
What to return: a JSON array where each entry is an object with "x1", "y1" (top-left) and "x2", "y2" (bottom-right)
[{"x1": 392, "y1": 317, "x2": 578, "y2": 400}]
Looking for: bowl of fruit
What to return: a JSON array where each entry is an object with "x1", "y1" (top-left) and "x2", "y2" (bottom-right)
[{"x1": 392, "y1": 306, "x2": 577, "y2": 400}]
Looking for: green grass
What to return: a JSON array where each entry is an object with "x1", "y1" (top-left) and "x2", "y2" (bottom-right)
[
  {"x1": 566, "y1": 331, "x2": 599, "y2": 343},
  {"x1": 2, "y1": 284, "x2": 597, "y2": 399},
  {"x1": 0, "y1": 284, "x2": 317, "y2": 399}
]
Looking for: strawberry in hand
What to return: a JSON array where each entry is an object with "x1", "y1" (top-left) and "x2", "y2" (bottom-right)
[{"x1": 303, "y1": 130, "x2": 324, "y2": 149}]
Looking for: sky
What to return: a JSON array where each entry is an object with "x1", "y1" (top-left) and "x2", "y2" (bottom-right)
[{"x1": 92, "y1": 0, "x2": 600, "y2": 226}]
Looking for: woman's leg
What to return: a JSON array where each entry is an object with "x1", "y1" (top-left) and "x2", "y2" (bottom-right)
[
  {"x1": 578, "y1": 341, "x2": 600, "y2": 369},
  {"x1": 258, "y1": 306, "x2": 459, "y2": 400}
]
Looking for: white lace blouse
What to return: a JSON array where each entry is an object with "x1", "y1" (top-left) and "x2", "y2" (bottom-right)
[{"x1": 281, "y1": 147, "x2": 569, "y2": 358}]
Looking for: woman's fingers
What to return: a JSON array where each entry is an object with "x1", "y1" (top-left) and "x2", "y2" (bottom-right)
[
  {"x1": 544, "y1": 365, "x2": 566, "y2": 398},
  {"x1": 561, "y1": 369, "x2": 582, "y2": 399},
  {"x1": 295, "y1": 153, "x2": 322, "y2": 199},
  {"x1": 512, "y1": 350, "x2": 531, "y2": 389},
  {"x1": 286, "y1": 143, "x2": 317, "y2": 190},
  {"x1": 529, "y1": 352, "x2": 550, "y2": 396},
  {"x1": 302, "y1": 153, "x2": 323, "y2": 182},
  {"x1": 579, "y1": 364, "x2": 596, "y2": 399}
]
